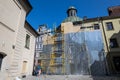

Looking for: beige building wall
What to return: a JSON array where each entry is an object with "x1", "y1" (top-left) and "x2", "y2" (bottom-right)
[
  {"x1": 0, "y1": 0, "x2": 36, "y2": 79},
  {"x1": 61, "y1": 21, "x2": 96, "y2": 34},
  {"x1": 102, "y1": 18, "x2": 120, "y2": 52},
  {"x1": 61, "y1": 17, "x2": 120, "y2": 74},
  {"x1": 101, "y1": 18, "x2": 120, "y2": 74},
  {"x1": 0, "y1": 0, "x2": 22, "y2": 79},
  {"x1": 61, "y1": 22, "x2": 80, "y2": 34},
  {"x1": 21, "y1": 29, "x2": 36, "y2": 76}
]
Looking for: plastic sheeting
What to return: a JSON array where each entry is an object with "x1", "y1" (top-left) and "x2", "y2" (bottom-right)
[{"x1": 64, "y1": 30, "x2": 107, "y2": 75}]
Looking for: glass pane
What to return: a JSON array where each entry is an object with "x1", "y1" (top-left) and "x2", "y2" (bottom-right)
[
  {"x1": 106, "y1": 22, "x2": 114, "y2": 30},
  {"x1": 25, "y1": 34, "x2": 30, "y2": 48}
]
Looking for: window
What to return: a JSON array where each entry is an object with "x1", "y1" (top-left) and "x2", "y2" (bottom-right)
[
  {"x1": 86, "y1": 26, "x2": 93, "y2": 28},
  {"x1": 39, "y1": 28, "x2": 41, "y2": 32},
  {"x1": 36, "y1": 44, "x2": 38, "y2": 49},
  {"x1": 73, "y1": 22, "x2": 81, "y2": 25},
  {"x1": 110, "y1": 38, "x2": 119, "y2": 48},
  {"x1": 0, "y1": 54, "x2": 3, "y2": 70},
  {"x1": 39, "y1": 44, "x2": 42, "y2": 48},
  {"x1": 94, "y1": 24, "x2": 100, "y2": 30},
  {"x1": 80, "y1": 27, "x2": 86, "y2": 29},
  {"x1": 25, "y1": 34, "x2": 30, "y2": 49},
  {"x1": 113, "y1": 57, "x2": 120, "y2": 72},
  {"x1": 36, "y1": 53, "x2": 40, "y2": 57},
  {"x1": 39, "y1": 37, "x2": 42, "y2": 42},
  {"x1": 106, "y1": 22, "x2": 114, "y2": 30},
  {"x1": 36, "y1": 37, "x2": 38, "y2": 42},
  {"x1": 22, "y1": 61, "x2": 27, "y2": 73}
]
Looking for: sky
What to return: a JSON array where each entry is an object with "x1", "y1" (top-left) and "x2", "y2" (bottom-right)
[{"x1": 27, "y1": 0, "x2": 120, "y2": 30}]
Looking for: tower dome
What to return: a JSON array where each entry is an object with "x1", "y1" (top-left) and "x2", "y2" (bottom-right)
[
  {"x1": 62, "y1": 6, "x2": 82, "y2": 23},
  {"x1": 67, "y1": 6, "x2": 77, "y2": 17}
]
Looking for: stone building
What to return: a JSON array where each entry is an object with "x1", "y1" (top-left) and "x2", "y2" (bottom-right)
[{"x1": 0, "y1": 0, "x2": 38, "y2": 79}]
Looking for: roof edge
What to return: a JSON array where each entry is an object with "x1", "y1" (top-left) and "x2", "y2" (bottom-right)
[
  {"x1": 73, "y1": 15, "x2": 120, "y2": 24},
  {"x1": 18, "y1": 0, "x2": 32, "y2": 15},
  {"x1": 25, "y1": 21, "x2": 39, "y2": 37}
]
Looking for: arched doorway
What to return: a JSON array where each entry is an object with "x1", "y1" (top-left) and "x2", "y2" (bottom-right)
[{"x1": 0, "y1": 52, "x2": 7, "y2": 70}]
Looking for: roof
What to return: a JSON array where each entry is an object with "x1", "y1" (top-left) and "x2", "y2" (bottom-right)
[
  {"x1": 63, "y1": 6, "x2": 82, "y2": 23},
  {"x1": 108, "y1": 5, "x2": 120, "y2": 10},
  {"x1": 73, "y1": 15, "x2": 120, "y2": 25},
  {"x1": 18, "y1": 0, "x2": 32, "y2": 15},
  {"x1": 84, "y1": 15, "x2": 120, "y2": 22},
  {"x1": 68, "y1": 6, "x2": 76, "y2": 10},
  {"x1": 25, "y1": 21, "x2": 39, "y2": 37},
  {"x1": 62, "y1": 16, "x2": 82, "y2": 23}
]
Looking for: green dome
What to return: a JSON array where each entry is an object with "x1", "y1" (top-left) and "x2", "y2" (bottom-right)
[{"x1": 62, "y1": 16, "x2": 82, "y2": 23}]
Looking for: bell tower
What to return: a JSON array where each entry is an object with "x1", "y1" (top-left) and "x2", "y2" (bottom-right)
[{"x1": 67, "y1": 6, "x2": 77, "y2": 17}]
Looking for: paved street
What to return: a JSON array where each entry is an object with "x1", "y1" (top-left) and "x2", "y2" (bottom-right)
[{"x1": 21, "y1": 75, "x2": 120, "y2": 80}]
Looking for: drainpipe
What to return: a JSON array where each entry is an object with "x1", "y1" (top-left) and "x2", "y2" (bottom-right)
[
  {"x1": 100, "y1": 17, "x2": 109, "y2": 52},
  {"x1": 32, "y1": 38, "x2": 37, "y2": 76},
  {"x1": 99, "y1": 17, "x2": 110, "y2": 75}
]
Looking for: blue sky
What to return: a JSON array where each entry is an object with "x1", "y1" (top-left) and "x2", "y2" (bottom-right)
[{"x1": 27, "y1": 0, "x2": 120, "y2": 30}]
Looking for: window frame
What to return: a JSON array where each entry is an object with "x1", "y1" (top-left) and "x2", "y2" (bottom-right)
[
  {"x1": 106, "y1": 22, "x2": 114, "y2": 31},
  {"x1": 25, "y1": 34, "x2": 30, "y2": 49},
  {"x1": 94, "y1": 24, "x2": 100, "y2": 30}
]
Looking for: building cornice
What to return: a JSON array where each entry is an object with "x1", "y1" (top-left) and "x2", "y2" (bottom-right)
[
  {"x1": 18, "y1": 0, "x2": 32, "y2": 15},
  {"x1": 25, "y1": 21, "x2": 39, "y2": 37},
  {"x1": 73, "y1": 15, "x2": 120, "y2": 25}
]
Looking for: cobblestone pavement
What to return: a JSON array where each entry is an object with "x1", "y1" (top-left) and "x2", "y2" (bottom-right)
[{"x1": 22, "y1": 75, "x2": 120, "y2": 80}]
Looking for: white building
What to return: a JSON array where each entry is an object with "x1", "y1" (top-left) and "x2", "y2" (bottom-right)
[
  {"x1": 35, "y1": 24, "x2": 48, "y2": 61},
  {"x1": 0, "y1": 0, "x2": 38, "y2": 79},
  {"x1": 35, "y1": 24, "x2": 52, "y2": 74}
]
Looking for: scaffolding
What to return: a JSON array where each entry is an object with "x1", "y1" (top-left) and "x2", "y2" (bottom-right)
[
  {"x1": 47, "y1": 28, "x2": 65, "y2": 74},
  {"x1": 40, "y1": 27, "x2": 107, "y2": 75}
]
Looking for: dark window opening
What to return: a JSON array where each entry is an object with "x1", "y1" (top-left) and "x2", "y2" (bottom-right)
[
  {"x1": 113, "y1": 56, "x2": 120, "y2": 72},
  {"x1": 39, "y1": 28, "x2": 41, "y2": 32},
  {"x1": 25, "y1": 34, "x2": 30, "y2": 49},
  {"x1": 94, "y1": 24, "x2": 100, "y2": 30},
  {"x1": 87, "y1": 26, "x2": 93, "y2": 28},
  {"x1": 110, "y1": 38, "x2": 119, "y2": 48},
  {"x1": 73, "y1": 21, "x2": 81, "y2": 26},
  {"x1": 106, "y1": 22, "x2": 114, "y2": 30},
  {"x1": 80, "y1": 27, "x2": 86, "y2": 29}
]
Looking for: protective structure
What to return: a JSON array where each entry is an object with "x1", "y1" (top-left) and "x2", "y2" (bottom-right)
[
  {"x1": 46, "y1": 30, "x2": 107, "y2": 75},
  {"x1": 64, "y1": 30, "x2": 107, "y2": 75}
]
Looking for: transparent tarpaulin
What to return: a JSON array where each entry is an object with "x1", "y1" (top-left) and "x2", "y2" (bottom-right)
[
  {"x1": 64, "y1": 30, "x2": 107, "y2": 75},
  {"x1": 43, "y1": 30, "x2": 107, "y2": 75}
]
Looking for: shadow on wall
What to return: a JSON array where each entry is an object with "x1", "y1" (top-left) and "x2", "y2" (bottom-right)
[
  {"x1": 90, "y1": 60, "x2": 107, "y2": 76},
  {"x1": 89, "y1": 47, "x2": 108, "y2": 76},
  {"x1": 106, "y1": 30, "x2": 120, "y2": 75}
]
